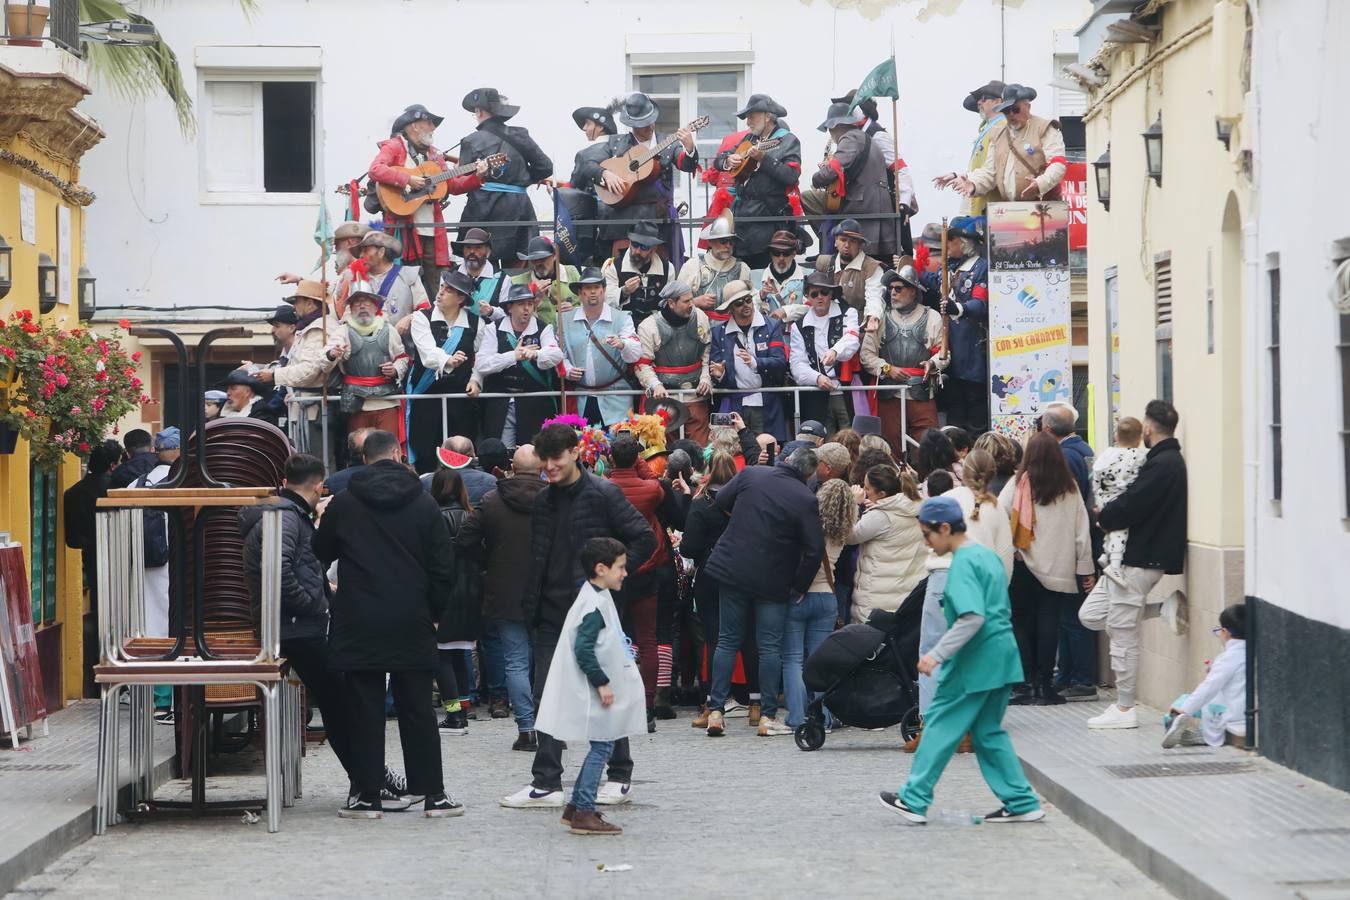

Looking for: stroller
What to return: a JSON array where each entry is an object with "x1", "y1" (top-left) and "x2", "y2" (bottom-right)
[{"x1": 794, "y1": 578, "x2": 925, "y2": 751}]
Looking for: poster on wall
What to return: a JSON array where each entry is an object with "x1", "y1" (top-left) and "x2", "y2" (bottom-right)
[
  {"x1": 19, "y1": 184, "x2": 36, "y2": 244},
  {"x1": 986, "y1": 201, "x2": 1073, "y2": 442},
  {"x1": 57, "y1": 206, "x2": 72, "y2": 306}
]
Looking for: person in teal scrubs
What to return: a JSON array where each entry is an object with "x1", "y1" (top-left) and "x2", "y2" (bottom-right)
[{"x1": 879, "y1": 496, "x2": 1045, "y2": 824}]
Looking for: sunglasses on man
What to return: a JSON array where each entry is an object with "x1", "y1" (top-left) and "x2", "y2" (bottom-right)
[{"x1": 806, "y1": 289, "x2": 834, "y2": 299}]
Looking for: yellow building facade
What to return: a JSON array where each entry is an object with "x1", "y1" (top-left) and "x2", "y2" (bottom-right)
[
  {"x1": 0, "y1": 45, "x2": 103, "y2": 709},
  {"x1": 1081, "y1": 0, "x2": 1249, "y2": 706}
]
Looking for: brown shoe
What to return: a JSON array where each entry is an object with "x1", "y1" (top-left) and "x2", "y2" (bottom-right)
[
  {"x1": 957, "y1": 733, "x2": 973, "y2": 754},
  {"x1": 489, "y1": 697, "x2": 510, "y2": 719},
  {"x1": 560, "y1": 803, "x2": 575, "y2": 826},
  {"x1": 706, "y1": 709, "x2": 725, "y2": 737},
  {"x1": 747, "y1": 701, "x2": 762, "y2": 727},
  {"x1": 691, "y1": 704, "x2": 709, "y2": 728},
  {"x1": 902, "y1": 730, "x2": 922, "y2": 753},
  {"x1": 569, "y1": 809, "x2": 622, "y2": 835}
]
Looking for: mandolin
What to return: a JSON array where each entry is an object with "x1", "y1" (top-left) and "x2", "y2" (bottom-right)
[
  {"x1": 721, "y1": 136, "x2": 783, "y2": 178},
  {"x1": 595, "y1": 115, "x2": 711, "y2": 207},
  {"x1": 376, "y1": 153, "x2": 507, "y2": 217}
]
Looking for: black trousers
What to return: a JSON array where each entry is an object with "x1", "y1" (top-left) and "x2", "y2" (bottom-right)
[
  {"x1": 435, "y1": 648, "x2": 472, "y2": 706},
  {"x1": 529, "y1": 626, "x2": 633, "y2": 791},
  {"x1": 346, "y1": 669, "x2": 444, "y2": 796},
  {"x1": 417, "y1": 235, "x2": 442, "y2": 305},
  {"x1": 1010, "y1": 561, "x2": 1076, "y2": 689},
  {"x1": 408, "y1": 391, "x2": 479, "y2": 475},
  {"x1": 940, "y1": 376, "x2": 989, "y2": 436},
  {"x1": 283, "y1": 636, "x2": 356, "y2": 780}
]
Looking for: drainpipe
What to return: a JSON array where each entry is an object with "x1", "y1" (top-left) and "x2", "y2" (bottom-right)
[{"x1": 1242, "y1": 0, "x2": 1262, "y2": 751}]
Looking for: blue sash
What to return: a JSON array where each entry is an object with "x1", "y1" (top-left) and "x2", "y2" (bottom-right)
[
  {"x1": 410, "y1": 326, "x2": 464, "y2": 396},
  {"x1": 378, "y1": 264, "x2": 403, "y2": 298},
  {"x1": 502, "y1": 328, "x2": 553, "y2": 389},
  {"x1": 479, "y1": 182, "x2": 527, "y2": 194}
]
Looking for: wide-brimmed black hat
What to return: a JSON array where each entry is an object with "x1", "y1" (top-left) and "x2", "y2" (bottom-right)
[
  {"x1": 830, "y1": 88, "x2": 879, "y2": 119},
  {"x1": 500, "y1": 283, "x2": 536, "y2": 306},
  {"x1": 737, "y1": 94, "x2": 787, "y2": 119},
  {"x1": 453, "y1": 227, "x2": 492, "y2": 251},
  {"x1": 852, "y1": 414, "x2": 882, "y2": 437},
  {"x1": 618, "y1": 92, "x2": 660, "y2": 128},
  {"x1": 222, "y1": 368, "x2": 269, "y2": 393},
  {"x1": 390, "y1": 104, "x2": 443, "y2": 135},
  {"x1": 802, "y1": 271, "x2": 843, "y2": 297},
  {"x1": 818, "y1": 101, "x2": 862, "y2": 132},
  {"x1": 568, "y1": 267, "x2": 605, "y2": 292},
  {"x1": 646, "y1": 396, "x2": 690, "y2": 432},
  {"x1": 627, "y1": 221, "x2": 666, "y2": 248},
  {"x1": 835, "y1": 218, "x2": 868, "y2": 242},
  {"x1": 995, "y1": 83, "x2": 1037, "y2": 113},
  {"x1": 462, "y1": 87, "x2": 519, "y2": 120},
  {"x1": 517, "y1": 236, "x2": 556, "y2": 261},
  {"x1": 439, "y1": 270, "x2": 477, "y2": 298},
  {"x1": 963, "y1": 80, "x2": 1006, "y2": 112},
  {"x1": 572, "y1": 105, "x2": 618, "y2": 135}
]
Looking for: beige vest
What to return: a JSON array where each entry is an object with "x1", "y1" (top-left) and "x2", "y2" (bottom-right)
[
  {"x1": 989, "y1": 115, "x2": 1062, "y2": 202},
  {"x1": 814, "y1": 254, "x2": 881, "y2": 315}
]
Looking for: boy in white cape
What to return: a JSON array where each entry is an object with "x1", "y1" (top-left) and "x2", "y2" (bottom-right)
[{"x1": 535, "y1": 537, "x2": 647, "y2": 835}]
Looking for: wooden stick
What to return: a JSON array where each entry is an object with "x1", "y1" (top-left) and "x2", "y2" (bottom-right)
[
  {"x1": 938, "y1": 218, "x2": 950, "y2": 363},
  {"x1": 556, "y1": 247, "x2": 566, "y2": 415},
  {"x1": 891, "y1": 97, "x2": 904, "y2": 253}
]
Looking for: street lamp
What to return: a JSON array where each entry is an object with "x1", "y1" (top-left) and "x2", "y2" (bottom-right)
[
  {"x1": 1142, "y1": 114, "x2": 1164, "y2": 186},
  {"x1": 1092, "y1": 145, "x2": 1111, "y2": 211},
  {"x1": 1215, "y1": 118, "x2": 1233, "y2": 150},
  {"x1": 0, "y1": 233, "x2": 11, "y2": 300},
  {"x1": 78, "y1": 265, "x2": 96, "y2": 321},
  {"x1": 37, "y1": 253, "x2": 57, "y2": 313}
]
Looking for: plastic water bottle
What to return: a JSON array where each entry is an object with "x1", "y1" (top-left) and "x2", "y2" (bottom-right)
[{"x1": 935, "y1": 808, "x2": 983, "y2": 826}]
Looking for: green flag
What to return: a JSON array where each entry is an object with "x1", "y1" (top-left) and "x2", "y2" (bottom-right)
[
  {"x1": 850, "y1": 56, "x2": 898, "y2": 110},
  {"x1": 311, "y1": 197, "x2": 334, "y2": 274}
]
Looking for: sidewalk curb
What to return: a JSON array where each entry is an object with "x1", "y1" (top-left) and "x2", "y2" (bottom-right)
[{"x1": 0, "y1": 753, "x2": 175, "y2": 896}]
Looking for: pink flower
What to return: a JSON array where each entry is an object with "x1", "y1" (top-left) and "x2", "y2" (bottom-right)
[
  {"x1": 70, "y1": 406, "x2": 81, "y2": 415},
  {"x1": 0, "y1": 346, "x2": 14, "y2": 359},
  {"x1": 92, "y1": 398, "x2": 105, "y2": 412},
  {"x1": 55, "y1": 373, "x2": 69, "y2": 388},
  {"x1": 131, "y1": 351, "x2": 142, "y2": 362},
  {"x1": 130, "y1": 377, "x2": 142, "y2": 389},
  {"x1": 25, "y1": 409, "x2": 36, "y2": 418}
]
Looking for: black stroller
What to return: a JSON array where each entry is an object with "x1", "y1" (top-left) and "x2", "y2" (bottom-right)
[{"x1": 794, "y1": 578, "x2": 925, "y2": 751}]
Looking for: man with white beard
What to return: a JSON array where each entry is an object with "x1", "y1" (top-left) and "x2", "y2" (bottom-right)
[
  {"x1": 334, "y1": 288, "x2": 411, "y2": 436},
  {"x1": 275, "y1": 221, "x2": 371, "y2": 309}
]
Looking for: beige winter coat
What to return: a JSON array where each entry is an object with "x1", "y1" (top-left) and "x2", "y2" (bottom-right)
[{"x1": 846, "y1": 493, "x2": 927, "y2": 624}]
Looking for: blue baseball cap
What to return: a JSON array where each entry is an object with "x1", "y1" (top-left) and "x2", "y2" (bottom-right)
[
  {"x1": 918, "y1": 496, "x2": 964, "y2": 529},
  {"x1": 154, "y1": 427, "x2": 181, "y2": 451}
]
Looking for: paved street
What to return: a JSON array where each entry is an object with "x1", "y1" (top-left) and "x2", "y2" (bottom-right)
[{"x1": 10, "y1": 709, "x2": 1167, "y2": 899}]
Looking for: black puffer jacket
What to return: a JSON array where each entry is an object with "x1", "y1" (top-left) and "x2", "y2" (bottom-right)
[
  {"x1": 239, "y1": 490, "x2": 328, "y2": 641},
  {"x1": 1098, "y1": 437, "x2": 1187, "y2": 574},
  {"x1": 456, "y1": 476, "x2": 547, "y2": 623},
  {"x1": 313, "y1": 459, "x2": 454, "y2": 671},
  {"x1": 436, "y1": 503, "x2": 482, "y2": 643},
  {"x1": 522, "y1": 469, "x2": 655, "y2": 633}
]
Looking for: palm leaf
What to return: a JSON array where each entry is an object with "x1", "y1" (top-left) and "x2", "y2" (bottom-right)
[{"x1": 79, "y1": 0, "x2": 258, "y2": 136}]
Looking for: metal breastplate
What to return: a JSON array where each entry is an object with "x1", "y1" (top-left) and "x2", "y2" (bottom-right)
[
  {"x1": 697, "y1": 260, "x2": 739, "y2": 301},
  {"x1": 653, "y1": 316, "x2": 703, "y2": 388},
  {"x1": 881, "y1": 307, "x2": 931, "y2": 369}
]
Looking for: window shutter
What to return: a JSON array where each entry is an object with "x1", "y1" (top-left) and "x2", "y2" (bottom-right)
[{"x1": 204, "y1": 81, "x2": 263, "y2": 192}]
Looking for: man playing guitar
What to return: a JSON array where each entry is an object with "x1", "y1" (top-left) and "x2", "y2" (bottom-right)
[
  {"x1": 368, "y1": 104, "x2": 487, "y2": 301},
  {"x1": 714, "y1": 94, "x2": 803, "y2": 270}
]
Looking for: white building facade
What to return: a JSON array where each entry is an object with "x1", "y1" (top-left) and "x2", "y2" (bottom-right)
[{"x1": 1246, "y1": 0, "x2": 1350, "y2": 792}]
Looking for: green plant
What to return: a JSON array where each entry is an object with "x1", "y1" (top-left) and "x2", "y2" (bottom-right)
[{"x1": 0, "y1": 310, "x2": 147, "y2": 470}]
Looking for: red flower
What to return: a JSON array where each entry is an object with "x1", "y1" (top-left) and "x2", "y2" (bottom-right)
[
  {"x1": 130, "y1": 377, "x2": 142, "y2": 389},
  {"x1": 55, "y1": 373, "x2": 69, "y2": 388},
  {"x1": 25, "y1": 409, "x2": 36, "y2": 418},
  {"x1": 131, "y1": 351, "x2": 142, "y2": 362},
  {"x1": 78, "y1": 442, "x2": 90, "y2": 452},
  {"x1": 21, "y1": 322, "x2": 40, "y2": 334},
  {"x1": 0, "y1": 346, "x2": 14, "y2": 360},
  {"x1": 117, "y1": 318, "x2": 131, "y2": 329},
  {"x1": 123, "y1": 367, "x2": 135, "y2": 377},
  {"x1": 21, "y1": 310, "x2": 33, "y2": 321}
]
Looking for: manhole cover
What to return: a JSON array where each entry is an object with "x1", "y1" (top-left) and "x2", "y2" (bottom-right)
[
  {"x1": 1102, "y1": 761, "x2": 1255, "y2": 778},
  {"x1": 0, "y1": 764, "x2": 76, "y2": 772}
]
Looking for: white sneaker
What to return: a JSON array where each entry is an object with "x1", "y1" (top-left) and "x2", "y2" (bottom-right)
[
  {"x1": 596, "y1": 781, "x2": 632, "y2": 805},
  {"x1": 1162, "y1": 714, "x2": 1203, "y2": 748},
  {"x1": 1087, "y1": 705, "x2": 1138, "y2": 729},
  {"x1": 723, "y1": 700, "x2": 749, "y2": 719},
  {"x1": 757, "y1": 716, "x2": 793, "y2": 736},
  {"x1": 499, "y1": 785, "x2": 565, "y2": 808}
]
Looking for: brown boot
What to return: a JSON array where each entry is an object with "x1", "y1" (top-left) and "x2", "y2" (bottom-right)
[
  {"x1": 560, "y1": 803, "x2": 575, "y2": 826},
  {"x1": 569, "y1": 809, "x2": 622, "y2": 835},
  {"x1": 747, "y1": 701, "x2": 762, "y2": 727},
  {"x1": 691, "y1": 704, "x2": 709, "y2": 728},
  {"x1": 706, "y1": 709, "x2": 725, "y2": 737},
  {"x1": 957, "y1": 733, "x2": 973, "y2": 753},
  {"x1": 903, "y1": 730, "x2": 922, "y2": 753}
]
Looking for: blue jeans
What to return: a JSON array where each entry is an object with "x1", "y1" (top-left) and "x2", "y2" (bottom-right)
[
  {"x1": 570, "y1": 740, "x2": 615, "y2": 812},
  {"x1": 918, "y1": 568, "x2": 950, "y2": 715},
  {"x1": 782, "y1": 592, "x2": 837, "y2": 728},
  {"x1": 483, "y1": 617, "x2": 535, "y2": 731},
  {"x1": 478, "y1": 620, "x2": 505, "y2": 701},
  {"x1": 1056, "y1": 593, "x2": 1095, "y2": 686},
  {"x1": 709, "y1": 586, "x2": 788, "y2": 720}
]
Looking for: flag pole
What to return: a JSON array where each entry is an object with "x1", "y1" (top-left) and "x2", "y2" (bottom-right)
[
  {"x1": 553, "y1": 191, "x2": 568, "y2": 416},
  {"x1": 319, "y1": 199, "x2": 330, "y2": 467},
  {"x1": 889, "y1": 32, "x2": 904, "y2": 256}
]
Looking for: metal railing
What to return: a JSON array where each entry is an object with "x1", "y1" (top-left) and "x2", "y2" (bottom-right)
[
  {"x1": 1, "y1": 0, "x2": 82, "y2": 55},
  {"x1": 284, "y1": 382, "x2": 914, "y2": 471}
]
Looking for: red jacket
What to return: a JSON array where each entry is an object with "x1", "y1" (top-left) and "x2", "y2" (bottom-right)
[
  {"x1": 607, "y1": 466, "x2": 669, "y2": 576},
  {"x1": 368, "y1": 137, "x2": 482, "y2": 267}
]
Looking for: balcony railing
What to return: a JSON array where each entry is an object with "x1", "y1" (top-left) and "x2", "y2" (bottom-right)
[{"x1": 1, "y1": 0, "x2": 83, "y2": 57}]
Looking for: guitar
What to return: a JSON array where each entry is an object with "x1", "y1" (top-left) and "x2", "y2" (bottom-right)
[
  {"x1": 595, "y1": 115, "x2": 711, "y2": 207},
  {"x1": 376, "y1": 153, "x2": 507, "y2": 217},
  {"x1": 721, "y1": 136, "x2": 783, "y2": 178},
  {"x1": 821, "y1": 141, "x2": 844, "y2": 214}
]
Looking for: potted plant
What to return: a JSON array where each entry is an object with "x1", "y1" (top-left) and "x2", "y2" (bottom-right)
[
  {"x1": 0, "y1": 310, "x2": 148, "y2": 469},
  {"x1": 4, "y1": 3, "x2": 49, "y2": 46}
]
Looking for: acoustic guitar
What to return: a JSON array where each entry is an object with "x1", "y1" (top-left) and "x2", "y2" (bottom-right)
[
  {"x1": 376, "y1": 153, "x2": 507, "y2": 217},
  {"x1": 594, "y1": 116, "x2": 711, "y2": 207},
  {"x1": 721, "y1": 136, "x2": 783, "y2": 178},
  {"x1": 821, "y1": 141, "x2": 844, "y2": 214}
]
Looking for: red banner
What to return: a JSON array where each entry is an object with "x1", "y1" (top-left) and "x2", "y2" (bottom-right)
[
  {"x1": 0, "y1": 545, "x2": 47, "y2": 738},
  {"x1": 1063, "y1": 162, "x2": 1088, "y2": 251}
]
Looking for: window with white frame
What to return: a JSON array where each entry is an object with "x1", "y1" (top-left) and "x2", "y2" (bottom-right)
[
  {"x1": 200, "y1": 75, "x2": 316, "y2": 196},
  {"x1": 631, "y1": 67, "x2": 746, "y2": 213}
]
